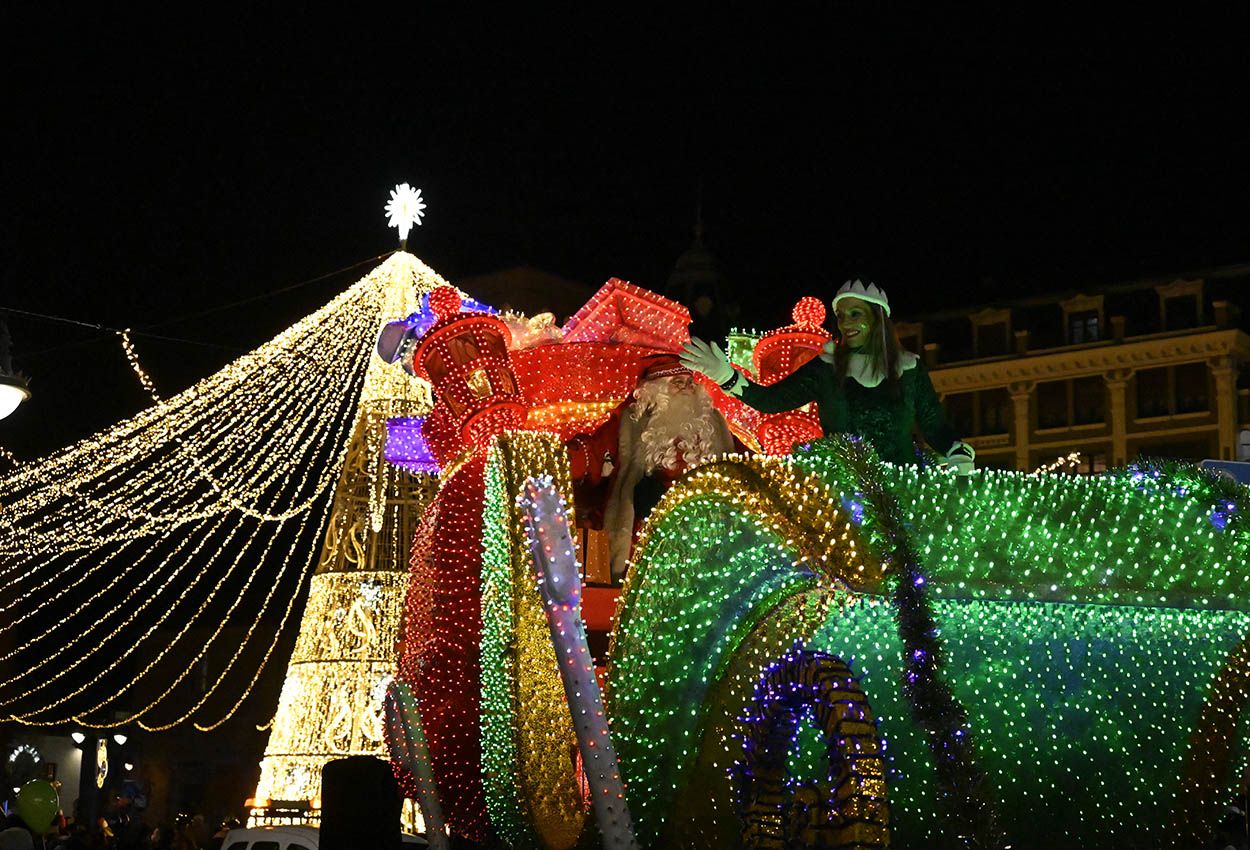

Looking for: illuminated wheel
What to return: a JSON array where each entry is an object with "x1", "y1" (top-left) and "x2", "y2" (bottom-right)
[{"x1": 735, "y1": 650, "x2": 888, "y2": 850}]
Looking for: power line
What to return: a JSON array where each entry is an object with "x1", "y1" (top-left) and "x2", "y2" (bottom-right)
[
  {"x1": 1, "y1": 251, "x2": 396, "y2": 359},
  {"x1": 0, "y1": 307, "x2": 242, "y2": 355},
  {"x1": 141, "y1": 251, "x2": 396, "y2": 330}
]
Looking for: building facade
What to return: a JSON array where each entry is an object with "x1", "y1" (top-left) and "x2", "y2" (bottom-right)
[{"x1": 897, "y1": 268, "x2": 1250, "y2": 472}]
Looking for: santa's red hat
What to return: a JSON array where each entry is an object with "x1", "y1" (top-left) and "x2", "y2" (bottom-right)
[{"x1": 642, "y1": 354, "x2": 691, "y2": 381}]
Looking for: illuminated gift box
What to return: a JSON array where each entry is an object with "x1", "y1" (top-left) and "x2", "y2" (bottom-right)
[
  {"x1": 561, "y1": 277, "x2": 691, "y2": 350},
  {"x1": 750, "y1": 296, "x2": 831, "y2": 454}
]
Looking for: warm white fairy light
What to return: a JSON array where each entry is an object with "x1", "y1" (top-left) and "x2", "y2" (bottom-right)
[
  {"x1": 1032, "y1": 451, "x2": 1083, "y2": 475},
  {"x1": 249, "y1": 424, "x2": 435, "y2": 829},
  {"x1": 0, "y1": 252, "x2": 449, "y2": 728},
  {"x1": 118, "y1": 329, "x2": 161, "y2": 402},
  {"x1": 385, "y1": 184, "x2": 427, "y2": 243}
]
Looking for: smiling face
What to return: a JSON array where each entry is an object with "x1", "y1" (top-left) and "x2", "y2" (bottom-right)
[{"x1": 835, "y1": 297, "x2": 875, "y2": 349}]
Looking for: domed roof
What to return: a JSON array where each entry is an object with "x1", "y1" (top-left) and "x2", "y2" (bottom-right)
[{"x1": 666, "y1": 222, "x2": 724, "y2": 298}]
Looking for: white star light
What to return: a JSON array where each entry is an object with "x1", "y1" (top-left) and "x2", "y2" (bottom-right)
[{"x1": 385, "y1": 183, "x2": 427, "y2": 242}]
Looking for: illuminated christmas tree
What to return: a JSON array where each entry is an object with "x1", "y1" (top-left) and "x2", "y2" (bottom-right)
[
  {"x1": 248, "y1": 406, "x2": 437, "y2": 824},
  {"x1": 250, "y1": 194, "x2": 449, "y2": 825},
  {"x1": 248, "y1": 191, "x2": 450, "y2": 825}
]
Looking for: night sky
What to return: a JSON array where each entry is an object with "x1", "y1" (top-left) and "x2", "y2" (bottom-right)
[{"x1": 3, "y1": 11, "x2": 1248, "y2": 458}]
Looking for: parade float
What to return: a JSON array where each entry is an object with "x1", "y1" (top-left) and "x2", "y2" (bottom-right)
[
  {"x1": 3, "y1": 180, "x2": 1248, "y2": 848},
  {"x1": 379, "y1": 275, "x2": 1250, "y2": 850}
]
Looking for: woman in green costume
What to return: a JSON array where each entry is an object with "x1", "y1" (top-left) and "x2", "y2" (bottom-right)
[{"x1": 679, "y1": 279, "x2": 975, "y2": 472}]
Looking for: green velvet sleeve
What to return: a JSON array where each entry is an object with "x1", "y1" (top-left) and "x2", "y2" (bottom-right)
[
  {"x1": 739, "y1": 356, "x2": 824, "y2": 415},
  {"x1": 912, "y1": 361, "x2": 959, "y2": 455}
]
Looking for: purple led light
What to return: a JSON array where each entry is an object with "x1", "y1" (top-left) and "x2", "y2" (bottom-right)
[{"x1": 385, "y1": 417, "x2": 439, "y2": 474}]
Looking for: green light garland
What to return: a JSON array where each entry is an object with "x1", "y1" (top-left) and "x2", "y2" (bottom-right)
[{"x1": 610, "y1": 437, "x2": 1250, "y2": 848}]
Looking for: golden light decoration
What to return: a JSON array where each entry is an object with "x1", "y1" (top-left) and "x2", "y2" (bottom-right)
[
  {"x1": 480, "y1": 432, "x2": 586, "y2": 849},
  {"x1": 0, "y1": 252, "x2": 450, "y2": 729},
  {"x1": 1032, "y1": 451, "x2": 1083, "y2": 475}
]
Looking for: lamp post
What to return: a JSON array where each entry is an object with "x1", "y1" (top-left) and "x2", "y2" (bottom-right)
[
  {"x1": 71, "y1": 732, "x2": 99, "y2": 827},
  {"x1": 0, "y1": 320, "x2": 30, "y2": 421}
]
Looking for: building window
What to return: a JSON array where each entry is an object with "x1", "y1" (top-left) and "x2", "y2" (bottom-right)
[
  {"x1": 1136, "y1": 368, "x2": 1170, "y2": 418},
  {"x1": 976, "y1": 323, "x2": 1009, "y2": 356},
  {"x1": 1059, "y1": 294, "x2": 1105, "y2": 348},
  {"x1": 969, "y1": 308, "x2": 1012, "y2": 358},
  {"x1": 945, "y1": 390, "x2": 1009, "y2": 437},
  {"x1": 1068, "y1": 311, "x2": 1100, "y2": 344},
  {"x1": 1073, "y1": 377, "x2": 1105, "y2": 425},
  {"x1": 1037, "y1": 381, "x2": 1069, "y2": 429},
  {"x1": 946, "y1": 393, "x2": 975, "y2": 437},
  {"x1": 1164, "y1": 296, "x2": 1200, "y2": 331},
  {"x1": 978, "y1": 388, "x2": 1011, "y2": 435},
  {"x1": 1156, "y1": 279, "x2": 1204, "y2": 331},
  {"x1": 1174, "y1": 363, "x2": 1209, "y2": 413},
  {"x1": 1136, "y1": 363, "x2": 1210, "y2": 418},
  {"x1": 1035, "y1": 378, "x2": 1105, "y2": 430},
  {"x1": 1077, "y1": 453, "x2": 1107, "y2": 475},
  {"x1": 1134, "y1": 438, "x2": 1213, "y2": 462}
]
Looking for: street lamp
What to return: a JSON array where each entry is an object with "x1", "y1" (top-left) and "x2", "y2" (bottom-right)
[
  {"x1": 112, "y1": 733, "x2": 127, "y2": 746},
  {"x1": 0, "y1": 321, "x2": 29, "y2": 421},
  {"x1": 70, "y1": 732, "x2": 86, "y2": 745}
]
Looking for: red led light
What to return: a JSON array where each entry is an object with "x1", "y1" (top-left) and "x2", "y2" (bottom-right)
[
  {"x1": 428, "y1": 285, "x2": 463, "y2": 321},
  {"x1": 791, "y1": 296, "x2": 825, "y2": 327},
  {"x1": 396, "y1": 457, "x2": 490, "y2": 841}
]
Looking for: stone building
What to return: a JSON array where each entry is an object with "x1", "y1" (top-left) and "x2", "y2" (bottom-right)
[{"x1": 897, "y1": 265, "x2": 1250, "y2": 472}]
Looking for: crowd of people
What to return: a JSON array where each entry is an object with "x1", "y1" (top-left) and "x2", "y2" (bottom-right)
[{"x1": 1, "y1": 810, "x2": 242, "y2": 850}]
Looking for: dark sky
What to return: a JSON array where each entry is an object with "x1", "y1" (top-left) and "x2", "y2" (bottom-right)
[{"x1": 3, "y1": 10, "x2": 1248, "y2": 457}]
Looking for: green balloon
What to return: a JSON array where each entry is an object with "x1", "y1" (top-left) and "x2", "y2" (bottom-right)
[{"x1": 16, "y1": 779, "x2": 59, "y2": 833}]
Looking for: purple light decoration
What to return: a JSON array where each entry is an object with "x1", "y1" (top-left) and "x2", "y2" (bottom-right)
[
  {"x1": 409, "y1": 291, "x2": 497, "y2": 338},
  {"x1": 732, "y1": 647, "x2": 888, "y2": 842},
  {"x1": 385, "y1": 417, "x2": 439, "y2": 474},
  {"x1": 839, "y1": 493, "x2": 865, "y2": 526},
  {"x1": 377, "y1": 293, "x2": 499, "y2": 365}
]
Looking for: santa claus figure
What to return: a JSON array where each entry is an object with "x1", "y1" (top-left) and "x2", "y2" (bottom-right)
[{"x1": 604, "y1": 356, "x2": 735, "y2": 580}]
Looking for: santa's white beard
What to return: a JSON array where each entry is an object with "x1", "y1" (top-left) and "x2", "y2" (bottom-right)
[{"x1": 633, "y1": 384, "x2": 722, "y2": 473}]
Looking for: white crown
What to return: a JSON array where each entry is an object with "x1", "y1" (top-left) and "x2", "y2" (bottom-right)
[{"x1": 832, "y1": 279, "x2": 891, "y2": 317}]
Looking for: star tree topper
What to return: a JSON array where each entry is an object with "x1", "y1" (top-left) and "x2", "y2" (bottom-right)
[{"x1": 385, "y1": 183, "x2": 427, "y2": 247}]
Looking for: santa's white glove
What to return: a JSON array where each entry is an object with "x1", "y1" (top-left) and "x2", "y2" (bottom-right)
[
  {"x1": 679, "y1": 337, "x2": 734, "y2": 386},
  {"x1": 945, "y1": 441, "x2": 976, "y2": 476}
]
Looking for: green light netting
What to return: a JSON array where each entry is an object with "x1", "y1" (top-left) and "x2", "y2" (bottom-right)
[{"x1": 609, "y1": 438, "x2": 1250, "y2": 849}]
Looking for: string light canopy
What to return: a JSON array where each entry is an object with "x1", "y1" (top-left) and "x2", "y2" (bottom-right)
[{"x1": 0, "y1": 251, "x2": 458, "y2": 730}]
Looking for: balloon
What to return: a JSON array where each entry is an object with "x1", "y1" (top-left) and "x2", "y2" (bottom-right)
[{"x1": 16, "y1": 779, "x2": 59, "y2": 833}]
